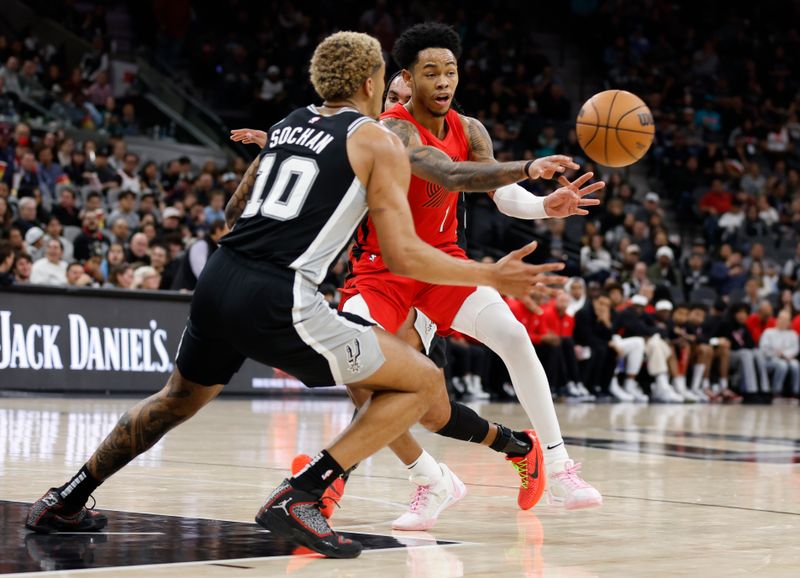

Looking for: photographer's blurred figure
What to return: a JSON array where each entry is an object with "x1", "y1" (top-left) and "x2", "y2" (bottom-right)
[{"x1": 171, "y1": 219, "x2": 226, "y2": 291}]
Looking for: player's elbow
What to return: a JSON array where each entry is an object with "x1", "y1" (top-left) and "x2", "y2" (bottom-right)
[{"x1": 382, "y1": 244, "x2": 419, "y2": 278}]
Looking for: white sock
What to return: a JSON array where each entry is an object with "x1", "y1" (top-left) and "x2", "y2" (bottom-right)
[
  {"x1": 407, "y1": 450, "x2": 442, "y2": 485},
  {"x1": 624, "y1": 378, "x2": 638, "y2": 390},
  {"x1": 691, "y1": 365, "x2": 705, "y2": 390},
  {"x1": 673, "y1": 375, "x2": 687, "y2": 390},
  {"x1": 702, "y1": 378, "x2": 711, "y2": 390},
  {"x1": 451, "y1": 291, "x2": 570, "y2": 461},
  {"x1": 720, "y1": 377, "x2": 729, "y2": 390},
  {"x1": 544, "y1": 442, "x2": 569, "y2": 471}
]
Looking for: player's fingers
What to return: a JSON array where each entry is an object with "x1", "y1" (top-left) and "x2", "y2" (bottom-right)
[
  {"x1": 530, "y1": 273, "x2": 568, "y2": 286},
  {"x1": 527, "y1": 263, "x2": 566, "y2": 276},
  {"x1": 578, "y1": 181, "x2": 605, "y2": 196},
  {"x1": 557, "y1": 175, "x2": 571, "y2": 188},
  {"x1": 578, "y1": 198, "x2": 602, "y2": 206},
  {"x1": 547, "y1": 155, "x2": 575, "y2": 166},
  {"x1": 569, "y1": 171, "x2": 594, "y2": 188},
  {"x1": 508, "y1": 240, "x2": 538, "y2": 259}
]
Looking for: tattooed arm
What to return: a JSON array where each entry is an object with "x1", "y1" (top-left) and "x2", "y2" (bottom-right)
[
  {"x1": 381, "y1": 116, "x2": 578, "y2": 192},
  {"x1": 224, "y1": 156, "x2": 261, "y2": 229}
]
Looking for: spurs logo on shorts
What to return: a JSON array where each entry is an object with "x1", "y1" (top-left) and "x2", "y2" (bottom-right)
[{"x1": 345, "y1": 338, "x2": 362, "y2": 374}]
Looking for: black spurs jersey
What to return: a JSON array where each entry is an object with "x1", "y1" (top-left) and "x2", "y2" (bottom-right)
[{"x1": 221, "y1": 105, "x2": 375, "y2": 284}]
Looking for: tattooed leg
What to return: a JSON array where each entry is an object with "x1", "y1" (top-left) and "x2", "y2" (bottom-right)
[{"x1": 87, "y1": 370, "x2": 224, "y2": 481}]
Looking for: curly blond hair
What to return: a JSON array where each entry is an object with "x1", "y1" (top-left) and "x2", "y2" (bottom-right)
[{"x1": 310, "y1": 31, "x2": 383, "y2": 101}]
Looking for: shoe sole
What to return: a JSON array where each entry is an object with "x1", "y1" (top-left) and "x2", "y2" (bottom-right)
[
  {"x1": 255, "y1": 510, "x2": 361, "y2": 559},
  {"x1": 546, "y1": 492, "x2": 604, "y2": 510},
  {"x1": 25, "y1": 516, "x2": 108, "y2": 534},
  {"x1": 392, "y1": 471, "x2": 468, "y2": 532}
]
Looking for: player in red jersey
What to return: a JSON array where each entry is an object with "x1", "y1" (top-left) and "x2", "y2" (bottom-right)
[
  {"x1": 231, "y1": 24, "x2": 603, "y2": 527},
  {"x1": 341, "y1": 22, "x2": 605, "y2": 523}
]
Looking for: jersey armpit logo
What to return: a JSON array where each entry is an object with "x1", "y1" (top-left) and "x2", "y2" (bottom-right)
[
  {"x1": 345, "y1": 338, "x2": 362, "y2": 373},
  {"x1": 423, "y1": 181, "x2": 451, "y2": 208}
]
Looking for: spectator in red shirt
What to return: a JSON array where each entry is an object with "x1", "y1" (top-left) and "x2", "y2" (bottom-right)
[
  {"x1": 699, "y1": 178, "x2": 733, "y2": 215},
  {"x1": 541, "y1": 291, "x2": 595, "y2": 401},
  {"x1": 746, "y1": 300, "x2": 776, "y2": 344}
]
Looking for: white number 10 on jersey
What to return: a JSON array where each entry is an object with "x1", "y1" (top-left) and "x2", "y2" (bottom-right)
[{"x1": 241, "y1": 154, "x2": 320, "y2": 221}]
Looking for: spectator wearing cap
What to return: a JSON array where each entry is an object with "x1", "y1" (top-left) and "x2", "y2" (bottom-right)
[
  {"x1": 636, "y1": 192, "x2": 663, "y2": 222},
  {"x1": 14, "y1": 197, "x2": 41, "y2": 235},
  {"x1": 221, "y1": 171, "x2": 239, "y2": 197},
  {"x1": 43, "y1": 215, "x2": 74, "y2": 261},
  {"x1": 108, "y1": 189, "x2": 140, "y2": 230},
  {"x1": 759, "y1": 310, "x2": 800, "y2": 397},
  {"x1": 36, "y1": 147, "x2": 64, "y2": 201},
  {"x1": 24, "y1": 226, "x2": 46, "y2": 261},
  {"x1": 160, "y1": 206, "x2": 183, "y2": 235},
  {"x1": 171, "y1": 219, "x2": 226, "y2": 291},
  {"x1": 117, "y1": 153, "x2": 142, "y2": 194},
  {"x1": 204, "y1": 190, "x2": 226, "y2": 225},
  {"x1": 30, "y1": 238, "x2": 68, "y2": 285},
  {"x1": 648, "y1": 246, "x2": 684, "y2": 293},
  {"x1": 73, "y1": 210, "x2": 110, "y2": 261}
]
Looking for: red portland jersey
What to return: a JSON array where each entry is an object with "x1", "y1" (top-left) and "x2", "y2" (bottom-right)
[{"x1": 353, "y1": 103, "x2": 469, "y2": 264}]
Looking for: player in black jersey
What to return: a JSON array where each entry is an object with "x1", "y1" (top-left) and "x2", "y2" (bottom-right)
[{"x1": 25, "y1": 32, "x2": 566, "y2": 559}]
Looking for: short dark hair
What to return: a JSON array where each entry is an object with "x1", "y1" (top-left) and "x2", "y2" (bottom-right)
[
  {"x1": 730, "y1": 303, "x2": 749, "y2": 317},
  {"x1": 689, "y1": 303, "x2": 708, "y2": 313},
  {"x1": 392, "y1": 23, "x2": 462, "y2": 70},
  {"x1": 209, "y1": 219, "x2": 226, "y2": 235}
]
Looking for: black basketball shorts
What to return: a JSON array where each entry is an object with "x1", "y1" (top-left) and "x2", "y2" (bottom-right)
[{"x1": 175, "y1": 247, "x2": 385, "y2": 387}]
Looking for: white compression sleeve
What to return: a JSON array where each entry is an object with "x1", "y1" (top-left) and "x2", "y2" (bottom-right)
[
  {"x1": 492, "y1": 183, "x2": 549, "y2": 220},
  {"x1": 451, "y1": 287, "x2": 569, "y2": 465}
]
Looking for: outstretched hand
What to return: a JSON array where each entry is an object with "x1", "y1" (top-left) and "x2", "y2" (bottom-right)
[
  {"x1": 543, "y1": 172, "x2": 605, "y2": 218},
  {"x1": 526, "y1": 155, "x2": 580, "y2": 180},
  {"x1": 230, "y1": 128, "x2": 267, "y2": 148},
  {"x1": 493, "y1": 241, "x2": 567, "y2": 300}
]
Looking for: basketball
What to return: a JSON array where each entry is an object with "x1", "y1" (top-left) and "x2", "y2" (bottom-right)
[{"x1": 576, "y1": 90, "x2": 655, "y2": 167}]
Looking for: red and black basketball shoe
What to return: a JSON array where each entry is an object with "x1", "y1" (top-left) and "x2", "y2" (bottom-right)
[
  {"x1": 505, "y1": 429, "x2": 546, "y2": 510},
  {"x1": 255, "y1": 479, "x2": 362, "y2": 559},
  {"x1": 26, "y1": 489, "x2": 108, "y2": 534}
]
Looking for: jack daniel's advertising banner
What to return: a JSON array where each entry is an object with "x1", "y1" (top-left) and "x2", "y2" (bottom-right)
[{"x1": 0, "y1": 287, "x2": 340, "y2": 394}]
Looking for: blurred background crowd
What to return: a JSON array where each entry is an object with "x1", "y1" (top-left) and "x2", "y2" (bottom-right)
[{"x1": 1, "y1": 0, "x2": 800, "y2": 404}]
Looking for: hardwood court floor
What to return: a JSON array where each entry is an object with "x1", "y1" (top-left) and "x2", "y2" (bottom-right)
[{"x1": 1, "y1": 396, "x2": 799, "y2": 577}]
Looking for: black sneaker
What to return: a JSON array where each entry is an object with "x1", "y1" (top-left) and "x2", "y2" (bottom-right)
[
  {"x1": 255, "y1": 479, "x2": 362, "y2": 559},
  {"x1": 26, "y1": 489, "x2": 108, "y2": 534}
]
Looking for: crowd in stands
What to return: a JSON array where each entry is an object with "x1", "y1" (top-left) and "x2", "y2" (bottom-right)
[{"x1": 3, "y1": 1, "x2": 800, "y2": 403}]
